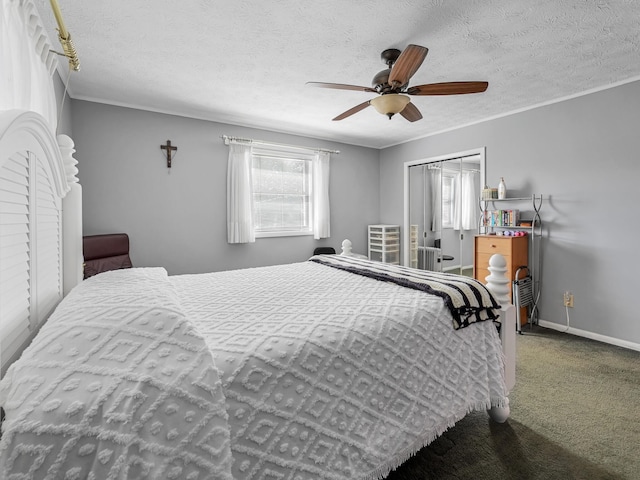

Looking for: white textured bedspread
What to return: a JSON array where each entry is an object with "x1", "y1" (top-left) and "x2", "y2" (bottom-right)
[
  {"x1": 0, "y1": 268, "x2": 233, "y2": 480},
  {"x1": 171, "y1": 260, "x2": 508, "y2": 480}
]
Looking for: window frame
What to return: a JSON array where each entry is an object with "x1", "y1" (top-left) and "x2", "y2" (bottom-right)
[
  {"x1": 441, "y1": 170, "x2": 457, "y2": 229},
  {"x1": 250, "y1": 147, "x2": 315, "y2": 238}
]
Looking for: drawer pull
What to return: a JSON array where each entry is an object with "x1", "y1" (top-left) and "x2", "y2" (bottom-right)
[{"x1": 491, "y1": 244, "x2": 496, "y2": 248}]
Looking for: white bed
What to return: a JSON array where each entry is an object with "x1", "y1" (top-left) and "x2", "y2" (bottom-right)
[
  {"x1": 0, "y1": 255, "x2": 510, "y2": 479},
  {"x1": 0, "y1": 2, "x2": 514, "y2": 478}
]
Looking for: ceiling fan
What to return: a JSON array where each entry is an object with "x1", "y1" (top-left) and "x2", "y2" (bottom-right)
[{"x1": 307, "y1": 44, "x2": 488, "y2": 122}]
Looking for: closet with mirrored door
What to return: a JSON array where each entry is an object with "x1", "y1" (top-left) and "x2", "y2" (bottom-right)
[{"x1": 403, "y1": 148, "x2": 485, "y2": 276}]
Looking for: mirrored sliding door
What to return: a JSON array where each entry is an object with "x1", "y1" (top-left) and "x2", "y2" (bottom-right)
[{"x1": 403, "y1": 148, "x2": 485, "y2": 276}]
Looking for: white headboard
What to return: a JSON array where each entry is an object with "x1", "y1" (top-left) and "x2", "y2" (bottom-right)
[
  {"x1": 0, "y1": 110, "x2": 76, "y2": 373},
  {"x1": 0, "y1": 0, "x2": 83, "y2": 375}
]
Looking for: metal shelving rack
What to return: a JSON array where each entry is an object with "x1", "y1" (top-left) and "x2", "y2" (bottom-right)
[{"x1": 479, "y1": 194, "x2": 543, "y2": 325}]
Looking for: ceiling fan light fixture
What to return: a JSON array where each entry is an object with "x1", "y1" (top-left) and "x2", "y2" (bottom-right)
[{"x1": 370, "y1": 94, "x2": 411, "y2": 119}]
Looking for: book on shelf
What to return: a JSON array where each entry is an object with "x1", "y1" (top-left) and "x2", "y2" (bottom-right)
[{"x1": 482, "y1": 209, "x2": 520, "y2": 227}]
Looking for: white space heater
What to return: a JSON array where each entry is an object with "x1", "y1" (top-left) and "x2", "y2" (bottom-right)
[{"x1": 418, "y1": 246, "x2": 441, "y2": 272}]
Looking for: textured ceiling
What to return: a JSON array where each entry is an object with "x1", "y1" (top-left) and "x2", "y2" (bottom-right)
[{"x1": 37, "y1": 0, "x2": 640, "y2": 149}]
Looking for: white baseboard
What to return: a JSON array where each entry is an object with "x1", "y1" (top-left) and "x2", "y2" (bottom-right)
[{"x1": 538, "y1": 319, "x2": 640, "y2": 352}]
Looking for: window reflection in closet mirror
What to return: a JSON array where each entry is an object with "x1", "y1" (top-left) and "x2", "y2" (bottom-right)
[{"x1": 403, "y1": 148, "x2": 485, "y2": 276}]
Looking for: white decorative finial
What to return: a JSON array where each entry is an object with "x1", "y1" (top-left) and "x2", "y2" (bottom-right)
[
  {"x1": 484, "y1": 254, "x2": 511, "y2": 306},
  {"x1": 57, "y1": 134, "x2": 79, "y2": 185},
  {"x1": 341, "y1": 239, "x2": 352, "y2": 256}
]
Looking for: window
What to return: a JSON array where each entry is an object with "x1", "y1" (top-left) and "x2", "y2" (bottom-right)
[
  {"x1": 251, "y1": 149, "x2": 313, "y2": 237},
  {"x1": 226, "y1": 139, "x2": 331, "y2": 243},
  {"x1": 441, "y1": 171, "x2": 457, "y2": 229}
]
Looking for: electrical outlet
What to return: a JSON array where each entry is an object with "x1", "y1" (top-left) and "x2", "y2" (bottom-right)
[{"x1": 563, "y1": 291, "x2": 574, "y2": 308}]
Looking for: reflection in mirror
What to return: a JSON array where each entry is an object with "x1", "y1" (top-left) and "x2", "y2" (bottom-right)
[{"x1": 403, "y1": 148, "x2": 485, "y2": 276}]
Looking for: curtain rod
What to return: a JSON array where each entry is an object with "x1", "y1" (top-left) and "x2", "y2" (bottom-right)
[
  {"x1": 427, "y1": 164, "x2": 481, "y2": 173},
  {"x1": 221, "y1": 135, "x2": 340, "y2": 155},
  {"x1": 50, "y1": 0, "x2": 80, "y2": 71}
]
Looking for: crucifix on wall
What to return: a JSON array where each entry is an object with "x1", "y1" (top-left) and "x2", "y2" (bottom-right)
[{"x1": 160, "y1": 140, "x2": 177, "y2": 168}]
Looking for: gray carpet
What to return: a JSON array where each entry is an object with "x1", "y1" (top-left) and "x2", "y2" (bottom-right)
[{"x1": 385, "y1": 326, "x2": 640, "y2": 479}]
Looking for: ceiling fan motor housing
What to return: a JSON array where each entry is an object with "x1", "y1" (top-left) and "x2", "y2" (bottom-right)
[
  {"x1": 372, "y1": 69, "x2": 393, "y2": 92},
  {"x1": 373, "y1": 49, "x2": 404, "y2": 93}
]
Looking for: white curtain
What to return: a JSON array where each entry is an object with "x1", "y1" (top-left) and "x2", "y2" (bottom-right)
[
  {"x1": 453, "y1": 170, "x2": 478, "y2": 230},
  {"x1": 312, "y1": 151, "x2": 330, "y2": 239},
  {"x1": 226, "y1": 143, "x2": 255, "y2": 243},
  {"x1": 0, "y1": 0, "x2": 58, "y2": 129},
  {"x1": 428, "y1": 167, "x2": 441, "y2": 232}
]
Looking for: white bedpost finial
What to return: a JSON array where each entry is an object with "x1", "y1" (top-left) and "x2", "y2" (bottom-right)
[
  {"x1": 341, "y1": 239, "x2": 353, "y2": 256},
  {"x1": 340, "y1": 239, "x2": 368, "y2": 259},
  {"x1": 57, "y1": 134, "x2": 79, "y2": 185},
  {"x1": 58, "y1": 133, "x2": 83, "y2": 295},
  {"x1": 484, "y1": 254, "x2": 510, "y2": 306}
]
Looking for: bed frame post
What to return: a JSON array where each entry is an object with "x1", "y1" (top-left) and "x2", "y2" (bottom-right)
[
  {"x1": 484, "y1": 253, "x2": 516, "y2": 423},
  {"x1": 59, "y1": 134, "x2": 83, "y2": 294},
  {"x1": 500, "y1": 304, "x2": 516, "y2": 392}
]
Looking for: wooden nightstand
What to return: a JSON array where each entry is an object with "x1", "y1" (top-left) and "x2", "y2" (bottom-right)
[{"x1": 474, "y1": 235, "x2": 528, "y2": 325}]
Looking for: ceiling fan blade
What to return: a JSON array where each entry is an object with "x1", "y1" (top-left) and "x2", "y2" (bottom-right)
[
  {"x1": 406, "y1": 81, "x2": 489, "y2": 96},
  {"x1": 399, "y1": 102, "x2": 422, "y2": 122},
  {"x1": 332, "y1": 100, "x2": 371, "y2": 121},
  {"x1": 306, "y1": 82, "x2": 377, "y2": 93},
  {"x1": 388, "y1": 44, "x2": 429, "y2": 88}
]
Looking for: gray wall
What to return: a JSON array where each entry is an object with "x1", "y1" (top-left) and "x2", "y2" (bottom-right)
[
  {"x1": 379, "y1": 80, "x2": 640, "y2": 346},
  {"x1": 53, "y1": 72, "x2": 73, "y2": 136},
  {"x1": 71, "y1": 100, "x2": 380, "y2": 274}
]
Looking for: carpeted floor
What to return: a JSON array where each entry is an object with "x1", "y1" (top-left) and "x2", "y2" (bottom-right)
[{"x1": 385, "y1": 326, "x2": 640, "y2": 480}]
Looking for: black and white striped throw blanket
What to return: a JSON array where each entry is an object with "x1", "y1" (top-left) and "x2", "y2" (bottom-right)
[{"x1": 310, "y1": 255, "x2": 501, "y2": 330}]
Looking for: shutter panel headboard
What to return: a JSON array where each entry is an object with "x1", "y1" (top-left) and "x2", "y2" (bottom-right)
[
  {"x1": 0, "y1": 110, "x2": 69, "y2": 375},
  {"x1": 0, "y1": 152, "x2": 31, "y2": 364}
]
